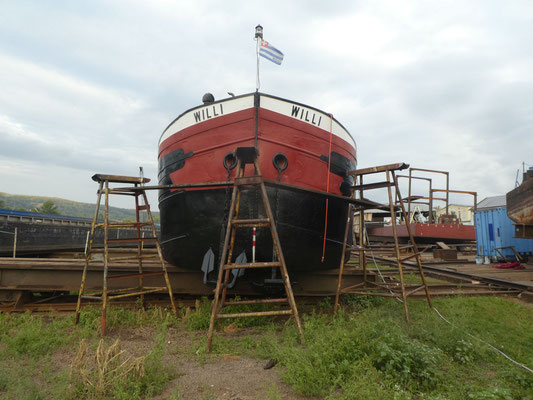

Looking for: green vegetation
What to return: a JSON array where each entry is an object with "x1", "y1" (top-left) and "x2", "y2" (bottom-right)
[
  {"x1": 0, "y1": 297, "x2": 532, "y2": 399},
  {"x1": 0, "y1": 307, "x2": 178, "y2": 400},
  {"x1": 202, "y1": 296, "x2": 533, "y2": 399},
  {"x1": 31, "y1": 200, "x2": 60, "y2": 215},
  {"x1": 183, "y1": 296, "x2": 277, "y2": 331},
  {"x1": 0, "y1": 192, "x2": 159, "y2": 221}
]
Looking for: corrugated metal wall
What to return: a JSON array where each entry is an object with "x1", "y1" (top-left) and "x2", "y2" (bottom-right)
[{"x1": 475, "y1": 206, "x2": 533, "y2": 259}]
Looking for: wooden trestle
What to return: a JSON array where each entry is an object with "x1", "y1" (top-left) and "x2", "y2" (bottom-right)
[
  {"x1": 206, "y1": 147, "x2": 304, "y2": 351},
  {"x1": 333, "y1": 163, "x2": 433, "y2": 321},
  {"x1": 74, "y1": 173, "x2": 177, "y2": 335}
]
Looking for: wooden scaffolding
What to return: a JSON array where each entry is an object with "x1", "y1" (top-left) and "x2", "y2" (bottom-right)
[
  {"x1": 333, "y1": 163, "x2": 433, "y2": 320},
  {"x1": 207, "y1": 147, "x2": 304, "y2": 351},
  {"x1": 74, "y1": 174, "x2": 177, "y2": 335}
]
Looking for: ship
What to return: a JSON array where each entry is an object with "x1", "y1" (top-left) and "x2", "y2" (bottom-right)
[
  {"x1": 507, "y1": 166, "x2": 533, "y2": 238},
  {"x1": 157, "y1": 92, "x2": 357, "y2": 285}
]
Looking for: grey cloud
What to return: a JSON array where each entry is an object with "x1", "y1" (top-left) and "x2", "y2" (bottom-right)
[{"x1": 0, "y1": 0, "x2": 532, "y2": 205}]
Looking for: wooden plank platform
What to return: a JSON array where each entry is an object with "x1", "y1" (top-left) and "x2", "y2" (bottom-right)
[{"x1": 0, "y1": 256, "x2": 369, "y2": 298}]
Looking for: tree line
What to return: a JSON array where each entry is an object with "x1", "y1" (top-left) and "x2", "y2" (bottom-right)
[
  {"x1": 0, "y1": 199, "x2": 60, "y2": 214},
  {"x1": 0, "y1": 195, "x2": 160, "y2": 223}
]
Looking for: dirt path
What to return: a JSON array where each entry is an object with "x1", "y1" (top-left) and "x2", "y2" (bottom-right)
[
  {"x1": 157, "y1": 355, "x2": 310, "y2": 400},
  {"x1": 61, "y1": 325, "x2": 315, "y2": 400},
  {"x1": 154, "y1": 328, "x2": 313, "y2": 400}
]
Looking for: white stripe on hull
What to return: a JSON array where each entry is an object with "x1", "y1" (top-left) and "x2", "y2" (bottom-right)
[
  {"x1": 260, "y1": 96, "x2": 355, "y2": 148},
  {"x1": 160, "y1": 95, "x2": 255, "y2": 144},
  {"x1": 159, "y1": 93, "x2": 356, "y2": 149}
]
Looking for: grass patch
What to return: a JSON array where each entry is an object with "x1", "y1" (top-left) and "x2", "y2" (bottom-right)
[
  {"x1": 0, "y1": 305, "x2": 179, "y2": 399},
  {"x1": 0, "y1": 312, "x2": 70, "y2": 357},
  {"x1": 67, "y1": 334, "x2": 175, "y2": 399},
  {"x1": 183, "y1": 296, "x2": 277, "y2": 331},
  {"x1": 75, "y1": 304, "x2": 180, "y2": 335},
  {"x1": 1, "y1": 296, "x2": 532, "y2": 399},
  {"x1": 205, "y1": 296, "x2": 533, "y2": 399}
]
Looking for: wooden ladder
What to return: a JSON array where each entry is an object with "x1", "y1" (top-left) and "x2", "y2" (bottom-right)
[
  {"x1": 333, "y1": 163, "x2": 433, "y2": 321},
  {"x1": 206, "y1": 147, "x2": 304, "y2": 351},
  {"x1": 74, "y1": 173, "x2": 177, "y2": 335}
]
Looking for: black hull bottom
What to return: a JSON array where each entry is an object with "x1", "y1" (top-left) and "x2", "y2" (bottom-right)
[{"x1": 159, "y1": 186, "x2": 350, "y2": 274}]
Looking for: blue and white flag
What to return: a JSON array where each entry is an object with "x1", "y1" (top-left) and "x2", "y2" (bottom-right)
[{"x1": 259, "y1": 39, "x2": 284, "y2": 65}]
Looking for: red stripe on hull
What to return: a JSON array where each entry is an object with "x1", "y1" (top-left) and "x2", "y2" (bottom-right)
[
  {"x1": 368, "y1": 224, "x2": 476, "y2": 242},
  {"x1": 158, "y1": 106, "x2": 356, "y2": 195}
]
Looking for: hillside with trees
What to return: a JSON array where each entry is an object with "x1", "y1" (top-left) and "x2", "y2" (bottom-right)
[{"x1": 0, "y1": 192, "x2": 160, "y2": 222}]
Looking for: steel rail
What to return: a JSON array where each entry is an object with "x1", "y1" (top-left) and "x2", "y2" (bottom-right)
[{"x1": 370, "y1": 255, "x2": 533, "y2": 292}]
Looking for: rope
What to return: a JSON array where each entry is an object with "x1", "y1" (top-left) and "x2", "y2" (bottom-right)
[
  {"x1": 321, "y1": 114, "x2": 334, "y2": 262},
  {"x1": 364, "y1": 228, "x2": 402, "y2": 302},
  {"x1": 363, "y1": 231, "x2": 532, "y2": 374},
  {"x1": 217, "y1": 167, "x2": 233, "y2": 267},
  {"x1": 354, "y1": 208, "x2": 532, "y2": 375},
  {"x1": 433, "y1": 307, "x2": 533, "y2": 374}
]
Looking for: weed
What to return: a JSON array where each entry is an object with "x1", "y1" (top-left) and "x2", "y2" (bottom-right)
[
  {"x1": 74, "y1": 306, "x2": 101, "y2": 336},
  {"x1": 184, "y1": 297, "x2": 212, "y2": 330},
  {"x1": 0, "y1": 369, "x2": 8, "y2": 391},
  {"x1": 1, "y1": 313, "x2": 68, "y2": 356},
  {"x1": 367, "y1": 331, "x2": 442, "y2": 390},
  {"x1": 318, "y1": 296, "x2": 333, "y2": 310},
  {"x1": 67, "y1": 334, "x2": 175, "y2": 400},
  {"x1": 184, "y1": 296, "x2": 276, "y2": 331},
  {"x1": 276, "y1": 313, "x2": 364, "y2": 396},
  {"x1": 68, "y1": 338, "x2": 145, "y2": 399},
  {"x1": 0, "y1": 366, "x2": 47, "y2": 400},
  {"x1": 465, "y1": 385, "x2": 514, "y2": 400},
  {"x1": 266, "y1": 383, "x2": 283, "y2": 400},
  {"x1": 1, "y1": 296, "x2": 532, "y2": 399},
  {"x1": 74, "y1": 305, "x2": 180, "y2": 336},
  {"x1": 341, "y1": 294, "x2": 385, "y2": 310},
  {"x1": 324, "y1": 358, "x2": 400, "y2": 400},
  {"x1": 168, "y1": 389, "x2": 183, "y2": 399},
  {"x1": 138, "y1": 333, "x2": 177, "y2": 396}
]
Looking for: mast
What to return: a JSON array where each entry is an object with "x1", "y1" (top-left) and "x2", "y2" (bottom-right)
[{"x1": 255, "y1": 24, "x2": 263, "y2": 91}]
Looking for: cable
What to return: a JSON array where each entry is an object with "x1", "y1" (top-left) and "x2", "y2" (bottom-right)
[
  {"x1": 321, "y1": 114, "x2": 334, "y2": 262},
  {"x1": 433, "y1": 307, "x2": 533, "y2": 374},
  {"x1": 357, "y1": 216, "x2": 531, "y2": 375},
  {"x1": 362, "y1": 227, "x2": 402, "y2": 302},
  {"x1": 367, "y1": 244, "x2": 532, "y2": 374}
]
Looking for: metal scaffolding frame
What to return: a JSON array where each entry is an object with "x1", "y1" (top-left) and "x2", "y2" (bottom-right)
[{"x1": 333, "y1": 163, "x2": 433, "y2": 321}]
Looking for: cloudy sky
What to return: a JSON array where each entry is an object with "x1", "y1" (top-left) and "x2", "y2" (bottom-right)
[{"x1": 1, "y1": 0, "x2": 532, "y2": 209}]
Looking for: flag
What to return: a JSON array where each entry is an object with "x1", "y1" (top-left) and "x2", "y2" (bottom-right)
[{"x1": 259, "y1": 39, "x2": 284, "y2": 65}]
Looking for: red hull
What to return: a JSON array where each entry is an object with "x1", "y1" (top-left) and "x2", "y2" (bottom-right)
[
  {"x1": 368, "y1": 223, "x2": 476, "y2": 243},
  {"x1": 158, "y1": 93, "x2": 357, "y2": 273},
  {"x1": 159, "y1": 101, "x2": 356, "y2": 194}
]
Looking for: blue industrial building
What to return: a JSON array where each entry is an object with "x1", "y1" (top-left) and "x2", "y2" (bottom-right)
[{"x1": 475, "y1": 195, "x2": 533, "y2": 260}]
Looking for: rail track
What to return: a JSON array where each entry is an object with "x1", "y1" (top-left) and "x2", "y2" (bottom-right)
[
  {"x1": 368, "y1": 255, "x2": 533, "y2": 292},
  {"x1": 0, "y1": 250, "x2": 531, "y2": 313}
]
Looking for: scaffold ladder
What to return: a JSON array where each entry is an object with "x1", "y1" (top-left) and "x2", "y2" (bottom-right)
[
  {"x1": 74, "y1": 173, "x2": 177, "y2": 335},
  {"x1": 206, "y1": 147, "x2": 304, "y2": 351},
  {"x1": 333, "y1": 163, "x2": 433, "y2": 321}
]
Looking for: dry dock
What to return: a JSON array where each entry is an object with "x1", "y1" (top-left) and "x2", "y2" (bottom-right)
[{"x1": 1, "y1": 249, "x2": 532, "y2": 311}]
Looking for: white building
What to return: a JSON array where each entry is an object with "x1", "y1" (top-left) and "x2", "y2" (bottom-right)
[{"x1": 434, "y1": 204, "x2": 474, "y2": 225}]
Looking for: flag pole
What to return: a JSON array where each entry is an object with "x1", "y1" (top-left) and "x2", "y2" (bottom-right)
[{"x1": 255, "y1": 25, "x2": 263, "y2": 91}]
